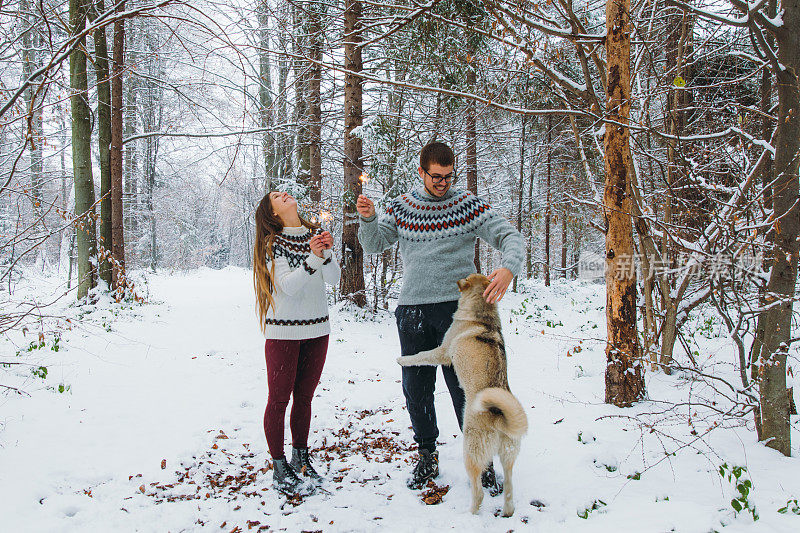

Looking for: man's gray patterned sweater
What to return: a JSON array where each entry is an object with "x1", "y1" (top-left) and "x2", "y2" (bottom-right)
[{"x1": 358, "y1": 187, "x2": 525, "y2": 305}]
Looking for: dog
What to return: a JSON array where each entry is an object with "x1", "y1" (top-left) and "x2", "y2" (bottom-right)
[{"x1": 397, "y1": 273, "x2": 528, "y2": 516}]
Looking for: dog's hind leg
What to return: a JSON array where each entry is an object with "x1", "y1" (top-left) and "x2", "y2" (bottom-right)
[
  {"x1": 464, "y1": 424, "x2": 494, "y2": 515},
  {"x1": 464, "y1": 438, "x2": 485, "y2": 514},
  {"x1": 498, "y1": 436, "x2": 520, "y2": 517},
  {"x1": 396, "y1": 346, "x2": 451, "y2": 367}
]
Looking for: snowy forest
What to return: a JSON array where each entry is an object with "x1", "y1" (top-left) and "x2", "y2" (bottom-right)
[{"x1": 2, "y1": 0, "x2": 800, "y2": 531}]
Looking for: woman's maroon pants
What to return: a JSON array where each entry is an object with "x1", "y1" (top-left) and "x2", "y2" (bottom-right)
[{"x1": 263, "y1": 335, "x2": 328, "y2": 459}]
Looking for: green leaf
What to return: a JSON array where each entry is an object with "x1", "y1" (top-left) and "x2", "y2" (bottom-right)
[
  {"x1": 731, "y1": 499, "x2": 742, "y2": 512},
  {"x1": 673, "y1": 76, "x2": 686, "y2": 88}
]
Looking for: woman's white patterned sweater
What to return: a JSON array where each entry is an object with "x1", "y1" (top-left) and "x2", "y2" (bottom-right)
[{"x1": 263, "y1": 226, "x2": 341, "y2": 340}]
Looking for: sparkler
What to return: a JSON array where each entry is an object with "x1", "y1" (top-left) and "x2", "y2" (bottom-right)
[
  {"x1": 359, "y1": 173, "x2": 370, "y2": 186},
  {"x1": 319, "y1": 210, "x2": 333, "y2": 229}
]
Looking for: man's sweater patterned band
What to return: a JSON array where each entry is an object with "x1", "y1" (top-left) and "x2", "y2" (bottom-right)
[
  {"x1": 358, "y1": 187, "x2": 524, "y2": 305},
  {"x1": 388, "y1": 190, "x2": 489, "y2": 238},
  {"x1": 263, "y1": 226, "x2": 340, "y2": 340}
]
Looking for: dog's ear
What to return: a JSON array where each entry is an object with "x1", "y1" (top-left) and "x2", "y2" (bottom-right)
[{"x1": 457, "y1": 278, "x2": 471, "y2": 291}]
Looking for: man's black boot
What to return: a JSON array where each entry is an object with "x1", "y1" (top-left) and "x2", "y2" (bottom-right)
[
  {"x1": 290, "y1": 447, "x2": 323, "y2": 484},
  {"x1": 272, "y1": 457, "x2": 314, "y2": 496},
  {"x1": 481, "y1": 462, "x2": 503, "y2": 496},
  {"x1": 407, "y1": 449, "x2": 439, "y2": 489}
]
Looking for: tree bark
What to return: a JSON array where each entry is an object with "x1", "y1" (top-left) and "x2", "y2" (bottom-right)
[
  {"x1": 141, "y1": 31, "x2": 162, "y2": 272},
  {"x1": 561, "y1": 202, "x2": 568, "y2": 279},
  {"x1": 760, "y1": 0, "x2": 776, "y2": 212},
  {"x1": 340, "y1": 0, "x2": 366, "y2": 306},
  {"x1": 277, "y1": 19, "x2": 291, "y2": 183},
  {"x1": 307, "y1": 2, "x2": 323, "y2": 203},
  {"x1": 70, "y1": 0, "x2": 98, "y2": 299},
  {"x1": 604, "y1": 0, "x2": 645, "y2": 406},
  {"x1": 659, "y1": 7, "x2": 692, "y2": 371},
  {"x1": 91, "y1": 0, "x2": 113, "y2": 287},
  {"x1": 513, "y1": 113, "x2": 527, "y2": 292},
  {"x1": 466, "y1": 61, "x2": 480, "y2": 273},
  {"x1": 110, "y1": 0, "x2": 126, "y2": 290},
  {"x1": 756, "y1": 1, "x2": 800, "y2": 457},
  {"x1": 21, "y1": 0, "x2": 44, "y2": 221},
  {"x1": 257, "y1": 2, "x2": 275, "y2": 192},
  {"x1": 545, "y1": 115, "x2": 551, "y2": 287},
  {"x1": 123, "y1": 46, "x2": 138, "y2": 239},
  {"x1": 293, "y1": 3, "x2": 310, "y2": 191}
]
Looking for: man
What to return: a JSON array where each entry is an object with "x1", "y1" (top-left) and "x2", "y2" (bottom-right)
[{"x1": 357, "y1": 142, "x2": 524, "y2": 491}]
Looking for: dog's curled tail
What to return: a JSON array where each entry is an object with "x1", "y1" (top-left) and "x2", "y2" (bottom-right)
[{"x1": 473, "y1": 387, "x2": 528, "y2": 438}]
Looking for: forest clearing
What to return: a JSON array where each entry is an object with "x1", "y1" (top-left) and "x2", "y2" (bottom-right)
[{"x1": 2, "y1": 0, "x2": 800, "y2": 530}]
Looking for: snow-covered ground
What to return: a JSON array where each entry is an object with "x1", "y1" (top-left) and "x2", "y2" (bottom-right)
[{"x1": 2, "y1": 267, "x2": 800, "y2": 532}]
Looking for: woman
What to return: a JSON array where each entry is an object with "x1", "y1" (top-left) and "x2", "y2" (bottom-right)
[{"x1": 253, "y1": 190, "x2": 340, "y2": 495}]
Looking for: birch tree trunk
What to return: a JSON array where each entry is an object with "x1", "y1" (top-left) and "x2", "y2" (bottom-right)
[
  {"x1": 604, "y1": 0, "x2": 645, "y2": 406},
  {"x1": 70, "y1": 0, "x2": 98, "y2": 299}
]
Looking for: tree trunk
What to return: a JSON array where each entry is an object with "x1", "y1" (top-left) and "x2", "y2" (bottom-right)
[
  {"x1": 257, "y1": 3, "x2": 275, "y2": 192},
  {"x1": 307, "y1": 3, "x2": 323, "y2": 203},
  {"x1": 277, "y1": 21, "x2": 291, "y2": 183},
  {"x1": 142, "y1": 31, "x2": 162, "y2": 272},
  {"x1": 545, "y1": 115, "x2": 551, "y2": 287},
  {"x1": 91, "y1": 0, "x2": 113, "y2": 287},
  {"x1": 340, "y1": 0, "x2": 366, "y2": 306},
  {"x1": 756, "y1": 4, "x2": 800, "y2": 457},
  {"x1": 526, "y1": 141, "x2": 534, "y2": 279},
  {"x1": 123, "y1": 42, "x2": 138, "y2": 241},
  {"x1": 760, "y1": 0, "x2": 776, "y2": 212},
  {"x1": 110, "y1": 0, "x2": 126, "y2": 290},
  {"x1": 561, "y1": 203, "x2": 568, "y2": 279},
  {"x1": 604, "y1": 0, "x2": 645, "y2": 406},
  {"x1": 659, "y1": 7, "x2": 691, "y2": 371},
  {"x1": 293, "y1": 4, "x2": 310, "y2": 192},
  {"x1": 466, "y1": 62, "x2": 480, "y2": 273},
  {"x1": 70, "y1": 0, "x2": 98, "y2": 300},
  {"x1": 514, "y1": 113, "x2": 527, "y2": 292},
  {"x1": 21, "y1": 0, "x2": 44, "y2": 221}
]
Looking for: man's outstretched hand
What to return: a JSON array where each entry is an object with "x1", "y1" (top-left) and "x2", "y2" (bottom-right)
[
  {"x1": 356, "y1": 195, "x2": 375, "y2": 218},
  {"x1": 484, "y1": 268, "x2": 514, "y2": 304}
]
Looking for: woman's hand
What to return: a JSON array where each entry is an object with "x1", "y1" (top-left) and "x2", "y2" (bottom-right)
[
  {"x1": 317, "y1": 231, "x2": 334, "y2": 250},
  {"x1": 310, "y1": 234, "x2": 326, "y2": 257}
]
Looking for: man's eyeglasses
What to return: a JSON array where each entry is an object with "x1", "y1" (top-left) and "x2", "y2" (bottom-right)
[{"x1": 422, "y1": 168, "x2": 455, "y2": 184}]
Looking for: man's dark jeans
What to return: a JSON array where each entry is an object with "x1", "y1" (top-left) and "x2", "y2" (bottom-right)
[{"x1": 395, "y1": 301, "x2": 465, "y2": 452}]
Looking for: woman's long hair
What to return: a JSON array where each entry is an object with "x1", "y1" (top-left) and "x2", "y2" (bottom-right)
[{"x1": 253, "y1": 194, "x2": 320, "y2": 332}]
